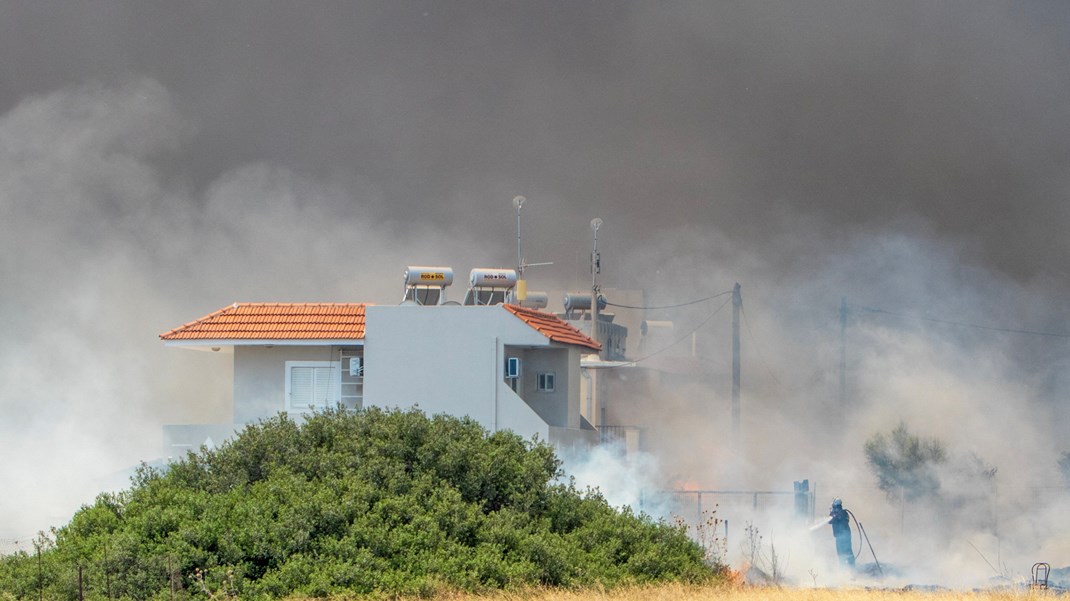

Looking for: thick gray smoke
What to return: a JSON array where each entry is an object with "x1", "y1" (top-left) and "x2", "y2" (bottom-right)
[
  {"x1": 0, "y1": 79, "x2": 497, "y2": 540},
  {"x1": 595, "y1": 226, "x2": 1070, "y2": 587},
  {"x1": 1, "y1": 2, "x2": 1069, "y2": 586}
]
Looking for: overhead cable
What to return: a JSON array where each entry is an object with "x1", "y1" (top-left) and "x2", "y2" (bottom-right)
[
  {"x1": 853, "y1": 305, "x2": 1070, "y2": 339},
  {"x1": 603, "y1": 289, "x2": 734, "y2": 310},
  {"x1": 587, "y1": 296, "x2": 733, "y2": 369},
  {"x1": 740, "y1": 301, "x2": 783, "y2": 387}
]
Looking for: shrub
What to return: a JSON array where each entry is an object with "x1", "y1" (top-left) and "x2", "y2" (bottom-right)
[
  {"x1": 0, "y1": 407, "x2": 719, "y2": 599},
  {"x1": 864, "y1": 422, "x2": 947, "y2": 502}
]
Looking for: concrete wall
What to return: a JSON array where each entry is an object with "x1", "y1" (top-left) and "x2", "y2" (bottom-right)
[
  {"x1": 549, "y1": 425, "x2": 599, "y2": 451},
  {"x1": 162, "y1": 423, "x2": 241, "y2": 459},
  {"x1": 496, "y1": 384, "x2": 550, "y2": 442},
  {"x1": 233, "y1": 345, "x2": 362, "y2": 424},
  {"x1": 365, "y1": 305, "x2": 572, "y2": 441},
  {"x1": 516, "y1": 346, "x2": 575, "y2": 428}
]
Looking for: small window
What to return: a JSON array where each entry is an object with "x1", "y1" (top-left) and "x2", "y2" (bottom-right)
[
  {"x1": 537, "y1": 372, "x2": 556, "y2": 392},
  {"x1": 506, "y1": 357, "x2": 521, "y2": 379}
]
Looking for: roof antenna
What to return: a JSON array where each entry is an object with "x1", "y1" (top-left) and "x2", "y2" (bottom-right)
[
  {"x1": 511, "y1": 195, "x2": 552, "y2": 305},
  {"x1": 590, "y1": 217, "x2": 603, "y2": 349},
  {"x1": 513, "y1": 195, "x2": 526, "y2": 301}
]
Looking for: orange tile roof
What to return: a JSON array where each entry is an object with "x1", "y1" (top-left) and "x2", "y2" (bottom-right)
[
  {"x1": 160, "y1": 303, "x2": 366, "y2": 341},
  {"x1": 503, "y1": 304, "x2": 601, "y2": 351}
]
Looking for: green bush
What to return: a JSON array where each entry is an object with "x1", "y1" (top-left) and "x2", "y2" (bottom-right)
[
  {"x1": 864, "y1": 422, "x2": 948, "y2": 502},
  {"x1": 0, "y1": 407, "x2": 720, "y2": 599}
]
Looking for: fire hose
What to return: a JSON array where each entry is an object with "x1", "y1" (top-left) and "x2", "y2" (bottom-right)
[{"x1": 846, "y1": 509, "x2": 883, "y2": 576}]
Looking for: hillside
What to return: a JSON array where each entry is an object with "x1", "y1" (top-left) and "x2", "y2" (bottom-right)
[{"x1": 0, "y1": 408, "x2": 719, "y2": 599}]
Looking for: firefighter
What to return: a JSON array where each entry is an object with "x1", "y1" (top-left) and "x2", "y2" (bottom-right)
[{"x1": 828, "y1": 498, "x2": 855, "y2": 567}]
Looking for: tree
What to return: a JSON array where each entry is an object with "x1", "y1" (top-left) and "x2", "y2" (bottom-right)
[
  {"x1": 1058, "y1": 451, "x2": 1070, "y2": 487},
  {"x1": 864, "y1": 422, "x2": 947, "y2": 502}
]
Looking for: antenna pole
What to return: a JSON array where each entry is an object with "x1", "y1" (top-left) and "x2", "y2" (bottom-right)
[
  {"x1": 732, "y1": 283, "x2": 741, "y2": 443},
  {"x1": 513, "y1": 196, "x2": 526, "y2": 301},
  {"x1": 590, "y1": 218, "x2": 602, "y2": 354}
]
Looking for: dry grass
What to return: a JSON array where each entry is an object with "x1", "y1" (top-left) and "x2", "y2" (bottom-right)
[{"x1": 295, "y1": 582, "x2": 1062, "y2": 601}]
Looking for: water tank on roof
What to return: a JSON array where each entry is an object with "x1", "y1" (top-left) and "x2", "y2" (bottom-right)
[
  {"x1": 404, "y1": 266, "x2": 454, "y2": 287},
  {"x1": 519, "y1": 291, "x2": 549, "y2": 309},
  {"x1": 563, "y1": 292, "x2": 607, "y2": 313},
  {"x1": 469, "y1": 268, "x2": 517, "y2": 288}
]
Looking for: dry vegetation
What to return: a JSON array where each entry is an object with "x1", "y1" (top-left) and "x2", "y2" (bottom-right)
[{"x1": 340, "y1": 583, "x2": 1060, "y2": 601}]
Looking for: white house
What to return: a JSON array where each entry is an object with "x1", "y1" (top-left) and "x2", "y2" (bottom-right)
[{"x1": 159, "y1": 299, "x2": 601, "y2": 454}]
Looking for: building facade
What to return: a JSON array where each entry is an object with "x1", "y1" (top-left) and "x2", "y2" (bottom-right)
[{"x1": 159, "y1": 301, "x2": 600, "y2": 456}]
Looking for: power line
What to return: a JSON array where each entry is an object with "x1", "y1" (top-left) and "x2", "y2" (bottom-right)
[
  {"x1": 739, "y1": 301, "x2": 783, "y2": 388},
  {"x1": 603, "y1": 289, "x2": 734, "y2": 310},
  {"x1": 852, "y1": 305, "x2": 1070, "y2": 339},
  {"x1": 586, "y1": 296, "x2": 733, "y2": 369}
]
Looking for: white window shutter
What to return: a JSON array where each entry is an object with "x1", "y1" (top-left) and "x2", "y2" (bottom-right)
[
  {"x1": 286, "y1": 361, "x2": 341, "y2": 411},
  {"x1": 291, "y1": 366, "x2": 314, "y2": 407},
  {"x1": 313, "y1": 366, "x2": 333, "y2": 407}
]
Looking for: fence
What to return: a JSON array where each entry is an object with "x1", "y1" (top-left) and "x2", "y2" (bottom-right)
[
  {"x1": 0, "y1": 546, "x2": 217, "y2": 601},
  {"x1": 669, "y1": 480, "x2": 815, "y2": 521}
]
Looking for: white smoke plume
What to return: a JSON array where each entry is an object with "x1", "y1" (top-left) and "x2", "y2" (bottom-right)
[{"x1": 0, "y1": 79, "x2": 500, "y2": 543}]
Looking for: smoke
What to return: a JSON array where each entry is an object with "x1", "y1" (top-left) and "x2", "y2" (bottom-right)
[
  {"x1": 560, "y1": 443, "x2": 678, "y2": 520},
  {"x1": 2, "y1": 2, "x2": 1069, "y2": 587},
  {"x1": 0, "y1": 79, "x2": 502, "y2": 542},
  {"x1": 595, "y1": 223, "x2": 1070, "y2": 587}
]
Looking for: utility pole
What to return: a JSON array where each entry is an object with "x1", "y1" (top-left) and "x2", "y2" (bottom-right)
[
  {"x1": 840, "y1": 297, "x2": 848, "y2": 407},
  {"x1": 732, "y1": 283, "x2": 741, "y2": 443}
]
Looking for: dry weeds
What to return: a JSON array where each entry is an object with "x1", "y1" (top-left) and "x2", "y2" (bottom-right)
[{"x1": 297, "y1": 582, "x2": 1063, "y2": 601}]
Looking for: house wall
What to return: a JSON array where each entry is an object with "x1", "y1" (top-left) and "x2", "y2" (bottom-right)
[
  {"x1": 496, "y1": 383, "x2": 550, "y2": 442},
  {"x1": 566, "y1": 347, "x2": 584, "y2": 427},
  {"x1": 162, "y1": 423, "x2": 241, "y2": 458},
  {"x1": 364, "y1": 305, "x2": 560, "y2": 441},
  {"x1": 233, "y1": 345, "x2": 354, "y2": 424},
  {"x1": 517, "y1": 347, "x2": 575, "y2": 428},
  {"x1": 549, "y1": 425, "x2": 599, "y2": 451},
  {"x1": 223, "y1": 306, "x2": 591, "y2": 445}
]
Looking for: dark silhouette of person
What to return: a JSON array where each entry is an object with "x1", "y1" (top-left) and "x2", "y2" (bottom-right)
[{"x1": 828, "y1": 498, "x2": 855, "y2": 567}]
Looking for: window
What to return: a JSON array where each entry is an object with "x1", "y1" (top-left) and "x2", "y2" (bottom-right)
[
  {"x1": 285, "y1": 361, "x2": 339, "y2": 411},
  {"x1": 505, "y1": 357, "x2": 521, "y2": 379},
  {"x1": 537, "y1": 372, "x2": 556, "y2": 392}
]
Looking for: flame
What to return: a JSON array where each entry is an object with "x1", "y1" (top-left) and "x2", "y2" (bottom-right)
[{"x1": 676, "y1": 478, "x2": 702, "y2": 491}]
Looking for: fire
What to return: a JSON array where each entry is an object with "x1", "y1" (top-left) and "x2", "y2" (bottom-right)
[{"x1": 676, "y1": 478, "x2": 703, "y2": 491}]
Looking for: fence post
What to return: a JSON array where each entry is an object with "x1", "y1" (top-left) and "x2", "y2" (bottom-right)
[
  {"x1": 793, "y1": 480, "x2": 810, "y2": 521},
  {"x1": 36, "y1": 538, "x2": 43, "y2": 601}
]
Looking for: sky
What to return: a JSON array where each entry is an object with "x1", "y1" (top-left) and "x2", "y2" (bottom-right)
[{"x1": 2, "y1": 0, "x2": 1070, "y2": 582}]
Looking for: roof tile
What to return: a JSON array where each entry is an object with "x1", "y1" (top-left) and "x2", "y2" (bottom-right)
[
  {"x1": 502, "y1": 304, "x2": 601, "y2": 351},
  {"x1": 159, "y1": 303, "x2": 367, "y2": 341},
  {"x1": 162, "y1": 302, "x2": 597, "y2": 350}
]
